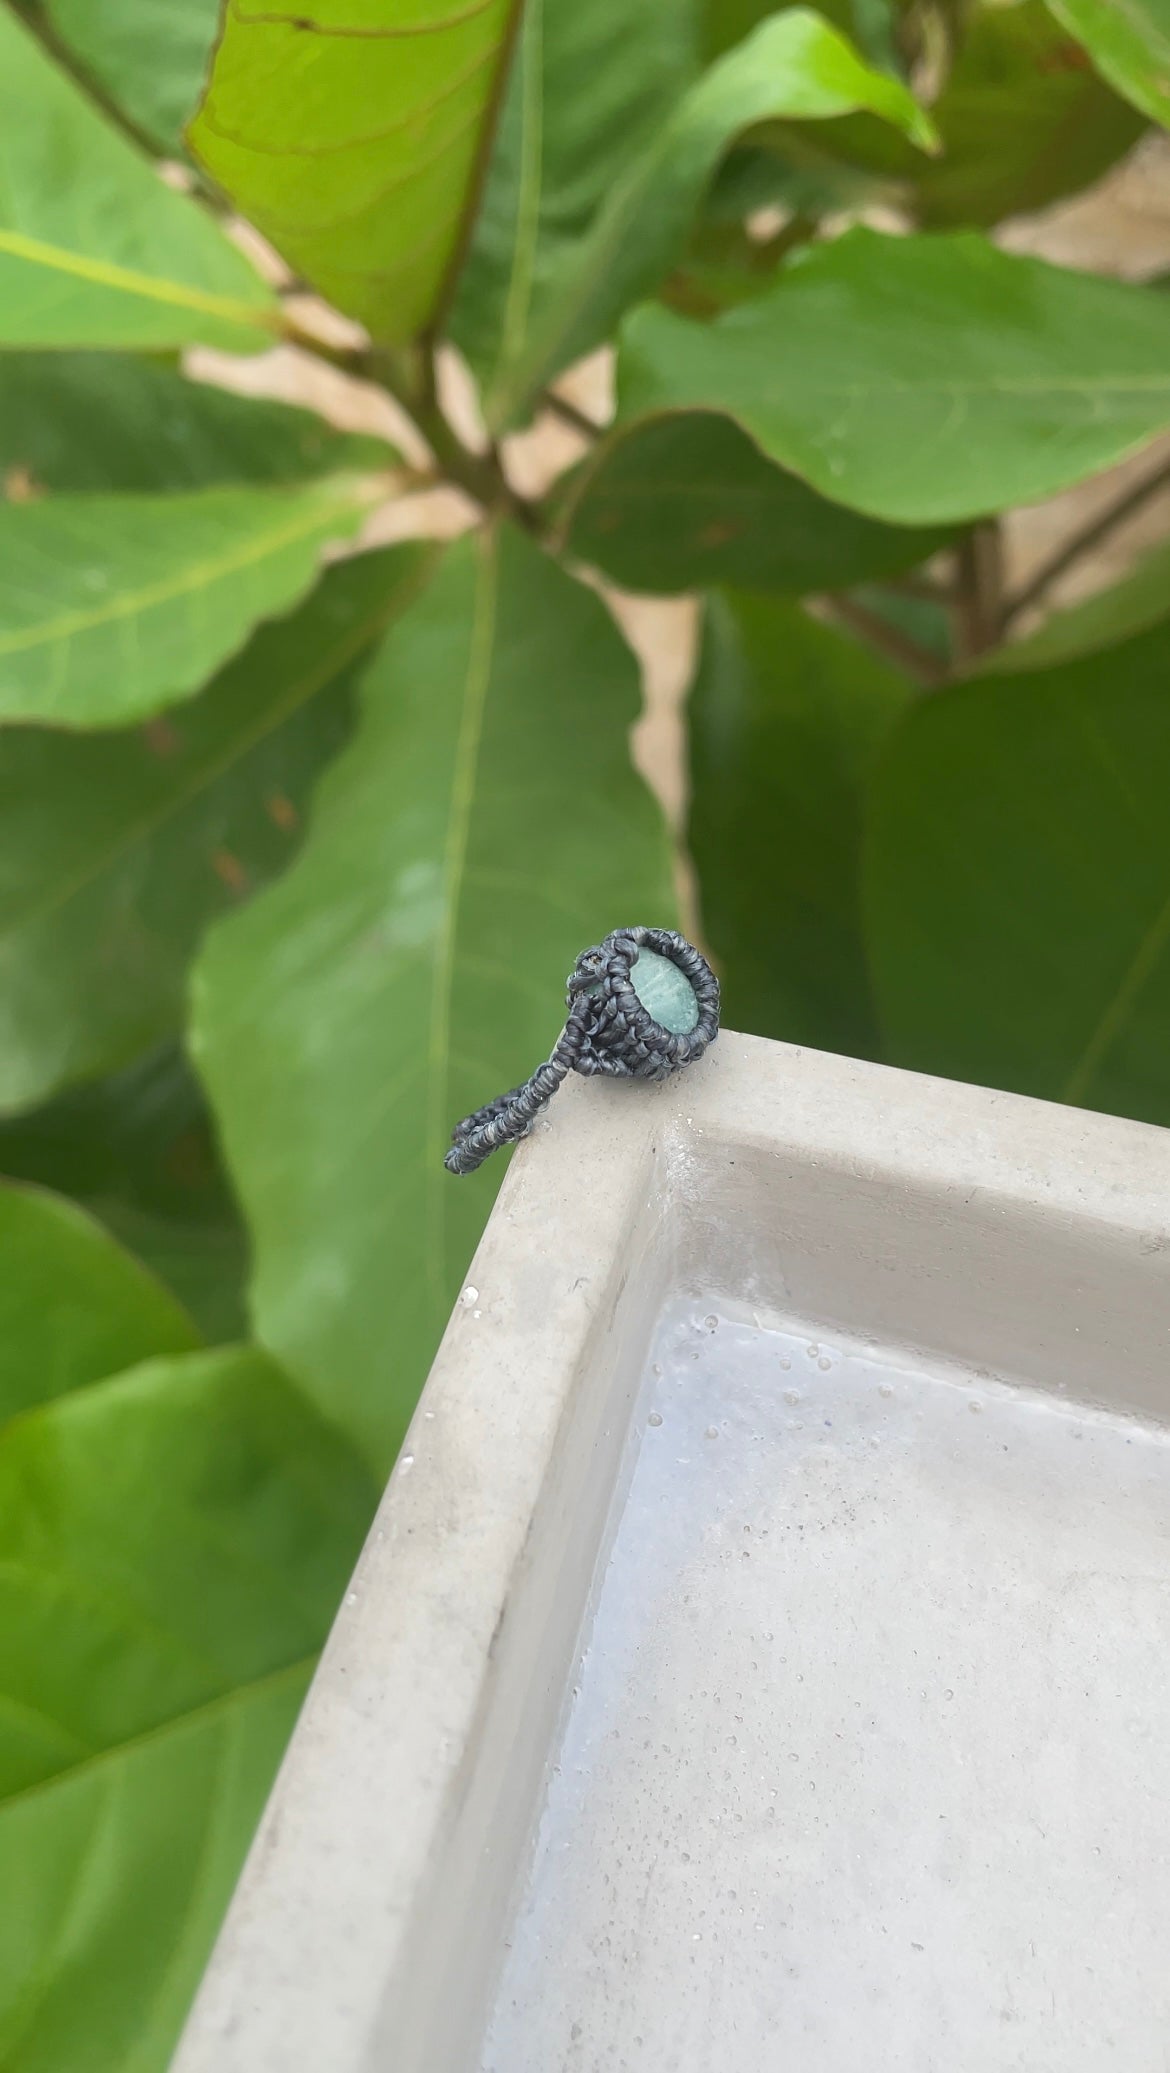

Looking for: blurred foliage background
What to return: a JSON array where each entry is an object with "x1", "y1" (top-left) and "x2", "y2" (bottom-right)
[{"x1": 3, "y1": 0, "x2": 1170, "y2": 2061}]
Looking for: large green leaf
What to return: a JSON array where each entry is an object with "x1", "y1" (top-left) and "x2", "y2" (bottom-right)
[
  {"x1": 475, "y1": 9, "x2": 937, "y2": 427},
  {"x1": 0, "y1": 546, "x2": 431, "y2": 1113},
  {"x1": 0, "y1": 6, "x2": 278, "y2": 353},
  {"x1": 0, "y1": 477, "x2": 378, "y2": 728},
  {"x1": 449, "y1": 0, "x2": 699, "y2": 396},
  {"x1": 552, "y1": 410, "x2": 950, "y2": 595},
  {"x1": 865, "y1": 620, "x2": 1170, "y2": 1125},
  {"x1": 43, "y1": 0, "x2": 222, "y2": 155},
  {"x1": 0, "y1": 352, "x2": 393, "y2": 494},
  {"x1": 620, "y1": 228, "x2": 1170, "y2": 525},
  {"x1": 188, "y1": 0, "x2": 522, "y2": 342},
  {"x1": 193, "y1": 526, "x2": 676, "y2": 1472},
  {"x1": 0, "y1": 1181, "x2": 198, "y2": 1422},
  {"x1": 1046, "y1": 0, "x2": 1170, "y2": 128},
  {"x1": 0, "y1": 1343, "x2": 377, "y2": 2073},
  {"x1": 0, "y1": 1045, "x2": 250, "y2": 1345},
  {"x1": 691, "y1": 592, "x2": 912, "y2": 1057}
]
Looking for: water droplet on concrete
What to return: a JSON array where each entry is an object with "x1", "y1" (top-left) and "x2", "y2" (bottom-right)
[
  {"x1": 705, "y1": 1425, "x2": 719, "y2": 1440},
  {"x1": 648, "y1": 1410, "x2": 663, "y2": 1428},
  {"x1": 818, "y1": 1356, "x2": 832, "y2": 1372}
]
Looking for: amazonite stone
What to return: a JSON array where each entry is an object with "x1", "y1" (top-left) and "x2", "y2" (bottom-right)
[{"x1": 631, "y1": 948, "x2": 699, "y2": 1033}]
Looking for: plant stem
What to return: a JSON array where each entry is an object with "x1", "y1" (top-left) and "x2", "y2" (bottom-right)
[
  {"x1": 816, "y1": 594, "x2": 947, "y2": 687},
  {"x1": 542, "y1": 390, "x2": 606, "y2": 440},
  {"x1": 952, "y1": 519, "x2": 1004, "y2": 663},
  {"x1": 368, "y1": 343, "x2": 540, "y2": 533},
  {"x1": 1000, "y1": 453, "x2": 1170, "y2": 632},
  {"x1": 886, "y1": 571, "x2": 950, "y2": 604}
]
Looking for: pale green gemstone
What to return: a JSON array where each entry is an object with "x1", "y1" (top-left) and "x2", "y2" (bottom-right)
[{"x1": 631, "y1": 947, "x2": 699, "y2": 1033}]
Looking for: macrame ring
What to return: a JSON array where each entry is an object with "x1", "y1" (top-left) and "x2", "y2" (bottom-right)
[
  {"x1": 568, "y1": 925, "x2": 720, "y2": 1080},
  {"x1": 444, "y1": 926, "x2": 719, "y2": 1176}
]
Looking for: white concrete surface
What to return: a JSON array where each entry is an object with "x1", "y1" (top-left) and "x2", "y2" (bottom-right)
[
  {"x1": 173, "y1": 1031, "x2": 1170, "y2": 2073},
  {"x1": 483, "y1": 1302, "x2": 1170, "y2": 2072}
]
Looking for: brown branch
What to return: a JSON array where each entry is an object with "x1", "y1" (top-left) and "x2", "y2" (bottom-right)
[
  {"x1": 1001, "y1": 454, "x2": 1170, "y2": 633},
  {"x1": 815, "y1": 594, "x2": 946, "y2": 687},
  {"x1": 367, "y1": 343, "x2": 540, "y2": 534},
  {"x1": 542, "y1": 390, "x2": 606, "y2": 441},
  {"x1": 952, "y1": 519, "x2": 1004, "y2": 664},
  {"x1": 886, "y1": 571, "x2": 951, "y2": 604}
]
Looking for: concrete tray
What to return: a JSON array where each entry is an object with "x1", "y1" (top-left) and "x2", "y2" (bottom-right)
[{"x1": 175, "y1": 1031, "x2": 1170, "y2": 2073}]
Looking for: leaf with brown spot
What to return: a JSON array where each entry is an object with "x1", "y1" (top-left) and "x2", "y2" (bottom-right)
[
  {"x1": 551, "y1": 411, "x2": 950, "y2": 597},
  {"x1": 0, "y1": 545, "x2": 433, "y2": 1114},
  {"x1": 265, "y1": 792, "x2": 300, "y2": 830},
  {"x1": 212, "y1": 848, "x2": 251, "y2": 895},
  {"x1": 1045, "y1": 0, "x2": 1170, "y2": 127}
]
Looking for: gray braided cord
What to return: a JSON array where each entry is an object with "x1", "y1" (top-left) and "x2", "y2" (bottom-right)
[{"x1": 444, "y1": 926, "x2": 719, "y2": 1176}]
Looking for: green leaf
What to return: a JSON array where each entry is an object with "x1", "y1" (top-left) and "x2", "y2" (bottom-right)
[
  {"x1": 619, "y1": 228, "x2": 1170, "y2": 525},
  {"x1": 449, "y1": 0, "x2": 699, "y2": 395},
  {"x1": 477, "y1": 9, "x2": 938, "y2": 427},
  {"x1": 0, "y1": 478, "x2": 380, "y2": 729},
  {"x1": 0, "y1": 1343, "x2": 377, "y2": 2072},
  {"x1": 193, "y1": 526, "x2": 676, "y2": 1472},
  {"x1": 993, "y1": 537, "x2": 1170, "y2": 674},
  {"x1": 0, "y1": 7, "x2": 278, "y2": 353},
  {"x1": 0, "y1": 546, "x2": 431, "y2": 1114},
  {"x1": 43, "y1": 0, "x2": 222, "y2": 155},
  {"x1": 0, "y1": 352, "x2": 394, "y2": 494},
  {"x1": 747, "y1": 0, "x2": 1145, "y2": 232},
  {"x1": 703, "y1": 0, "x2": 900, "y2": 66},
  {"x1": 552, "y1": 410, "x2": 951, "y2": 596},
  {"x1": 1, "y1": 1661, "x2": 305, "y2": 2073},
  {"x1": 1046, "y1": 0, "x2": 1170, "y2": 128},
  {"x1": 913, "y1": 0, "x2": 1146, "y2": 227},
  {"x1": 864, "y1": 620, "x2": 1170, "y2": 1124},
  {"x1": 0, "y1": 1045, "x2": 250, "y2": 1346},
  {"x1": 691, "y1": 592, "x2": 912, "y2": 1055},
  {"x1": 188, "y1": 0, "x2": 523, "y2": 342},
  {"x1": 0, "y1": 1180, "x2": 198, "y2": 1422}
]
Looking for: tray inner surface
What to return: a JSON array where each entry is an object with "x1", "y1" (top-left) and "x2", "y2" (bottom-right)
[{"x1": 480, "y1": 1300, "x2": 1170, "y2": 2071}]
